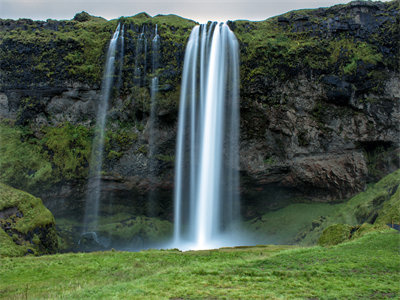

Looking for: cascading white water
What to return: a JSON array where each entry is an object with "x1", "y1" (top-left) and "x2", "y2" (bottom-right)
[
  {"x1": 117, "y1": 24, "x2": 125, "y2": 91},
  {"x1": 147, "y1": 25, "x2": 160, "y2": 216},
  {"x1": 134, "y1": 26, "x2": 146, "y2": 87},
  {"x1": 83, "y1": 24, "x2": 121, "y2": 232},
  {"x1": 149, "y1": 25, "x2": 160, "y2": 157},
  {"x1": 173, "y1": 23, "x2": 240, "y2": 250}
]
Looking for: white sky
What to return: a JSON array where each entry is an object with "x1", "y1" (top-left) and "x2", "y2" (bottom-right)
[{"x1": 0, "y1": 0, "x2": 393, "y2": 23}]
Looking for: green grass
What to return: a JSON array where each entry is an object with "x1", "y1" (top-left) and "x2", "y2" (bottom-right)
[{"x1": 0, "y1": 230, "x2": 398, "y2": 299}]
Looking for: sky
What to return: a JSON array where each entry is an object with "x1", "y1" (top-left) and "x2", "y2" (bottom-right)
[{"x1": 0, "y1": 0, "x2": 392, "y2": 23}]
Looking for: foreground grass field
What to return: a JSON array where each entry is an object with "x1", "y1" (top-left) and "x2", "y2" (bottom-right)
[{"x1": 1, "y1": 230, "x2": 399, "y2": 299}]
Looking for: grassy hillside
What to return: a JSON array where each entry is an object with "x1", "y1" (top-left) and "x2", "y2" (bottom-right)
[
  {"x1": 246, "y1": 169, "x2": 400, "y2": 245},
  {"x1": 0, "y1": 230, "x2": 399, "y2": 299}
]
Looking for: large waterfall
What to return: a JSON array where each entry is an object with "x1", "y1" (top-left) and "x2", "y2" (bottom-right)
[
  {"x1": 83, "y1": 24, "x2": 121, "y2": 232},
  {"x1": 173, "y1": 23, "x2": 240, "y2": 250}
]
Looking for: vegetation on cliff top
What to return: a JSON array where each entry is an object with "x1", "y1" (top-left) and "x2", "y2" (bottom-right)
[
  {"x1": 1, "y1": 1, "x2": 397, "y2": 95},
  {"x1": 234, "y1": 0, "x2": 399, "y2": 104},
  {"x1": 0, "y1": 12, "x2": 195, "y2": 86},
  {"x1": 0, "y1": 230, "x2": 398, "y2": 298}
]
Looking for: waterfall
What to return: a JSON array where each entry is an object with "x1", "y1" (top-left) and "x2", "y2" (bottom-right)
[
  {"x1": 173, "y1": 23, "x2": 240, "y2": 250},
  {"x1": 83, "y1": 24, "x2": 121, "y2": 233},
  {"x1": 134, "y1": 26, "x2": 146, "y2": 87},
  {"x1": 117, "y1": 24, "x2": 125, "y2": 92},
  {"x1": 147, "y1": 25, "x2": 160, "y2": 216},
  {"x1": 152, "y1": 25, "x2": 160, "y2": 71}
]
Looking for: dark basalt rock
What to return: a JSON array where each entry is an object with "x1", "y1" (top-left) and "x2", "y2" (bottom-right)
[
  {"x1": 277, "y1": 16, "x2": 289, "y2": 23},
  {"x1": 322, "y1": 75, "x2": 352, "y2": 106}
]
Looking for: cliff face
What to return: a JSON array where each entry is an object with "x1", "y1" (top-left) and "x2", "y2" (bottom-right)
[
  {"x1": 235, "y1": 0, "x2": 399, "y2": 216},
  {"x1": 0, "y1": 1, "x2": 399, "y2": 220}
]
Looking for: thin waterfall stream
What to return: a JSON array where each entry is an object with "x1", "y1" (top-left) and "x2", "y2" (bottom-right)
[
  {"x1": 117, "y1": 24, "x2": 125, "y2": 92},
  {"x1": 83, "y1": 24, "x2": 121, "y2": 234},
  {"x1": 147, "y1": 25, "x2": 160, "y2": 216},
  {"x1": 134, "y1": 26, "x2": 146, "y2": 87}
]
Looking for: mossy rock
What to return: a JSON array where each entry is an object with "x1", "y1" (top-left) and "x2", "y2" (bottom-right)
[
  {"x1": 95, "y1": 215, "x2": 173, "y2": 247},
  {"x1": 354, "y1": 190, "x2": 388, "y2": 223},
  {"x1": 374, "y1": 185, "x2": 400, "y2": 226},
  {"x1": 0, "y1": 183, "x2": 58, "y2": 257},
  {"x1": 318, "y1": 224, "x2": 353, "y2": 246},
  {"x1": 73, "y1": 11, "x2": 106, "y2": 23},
  {"x1": 351, "y1": 223, "x2": 389, "y2": 240}
]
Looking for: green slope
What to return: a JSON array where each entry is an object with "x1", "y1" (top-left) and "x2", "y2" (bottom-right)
[{"x1": 0, "y1": 230, "x2": 398, "y2": 299}]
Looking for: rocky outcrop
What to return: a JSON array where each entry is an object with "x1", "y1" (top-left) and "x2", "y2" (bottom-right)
[
  {"x1": 239, "y1": 69, "x2": 398, "y2": 208},
  {"x1": 0, "y1": 1, "x2": 399, "y2": 221},
  {"x1": 0, "y1": 183, "x2": 58, "y2": 256}
]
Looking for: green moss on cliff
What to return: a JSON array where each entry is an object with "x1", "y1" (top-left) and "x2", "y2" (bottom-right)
[
  {"x1": 234, "y1": 1, "x2": 398, "y2": 104},
  {"x1": 41, "y1": 122, "x2": 92, "y2": 180},
  {"x1": 124, "y1": 13, "x2": 195, "y2": 40},
  {"x1": 328, "y1": 39, "x2": 383, "y2": 75},
  {"x1": 0, "y1": 123, "x2": 53, "y2": 191},
  {"x1": 104, "y1": 124, "x2": 138, "y2": 160},
  {"x1": 119, "y1": 13, "x2": 195, "y2": 108},
  {"x1": 238, "y1": 29, "x2": 384, "y2": 87},
  {"x1": 0, "y1": 122, "x2": 93, "y2": 192},
  {"x1": 0, "y1": 18, "x2": 118, "y2": 83}
]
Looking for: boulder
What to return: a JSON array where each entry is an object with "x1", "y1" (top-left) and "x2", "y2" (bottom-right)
[
  {"x1": 0, "y1": 183, "x2": 58, "y2": 256},
  {"x1": 318, "y1": 223, "x2": 353, "y2": 246}
]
